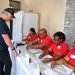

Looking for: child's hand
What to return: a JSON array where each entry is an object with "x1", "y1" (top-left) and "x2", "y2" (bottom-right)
[
  {"x1": 42, "y1": 58, "x2": 53, "y2": 63},
  {"x1": 51, "y1": 62, "x2": 57, "y2": 68}
]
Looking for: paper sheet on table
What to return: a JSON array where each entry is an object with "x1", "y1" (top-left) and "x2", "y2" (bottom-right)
[
  {"x1": 35, "y1": 53, "x2": 52, "y2": 60},
  {"x1": 28, "y1": 63, "x2": 40, "y2": 75},
  {"x1": 16, "y1": 56, "x2": 40, "y2": 75},
  {"x1": 53, "y1": 65, "x2": 73, "y2": 75},
  {"x1": 34, "y1": 53, "x2": 53, "y2": 68},
  {"x1": 69, "y1": 72, "x2": 75, "y2": 75},
  {"x1": 28, "y1": 49, "x2": 43, "y2": 54},
  {"x1": 42, "y1": 68, "x2": 58, "y2": 75}
]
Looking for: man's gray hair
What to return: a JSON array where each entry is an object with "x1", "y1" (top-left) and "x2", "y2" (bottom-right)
[{"x1": 2, "y1": 11, "x2": 10, "y2": 15}]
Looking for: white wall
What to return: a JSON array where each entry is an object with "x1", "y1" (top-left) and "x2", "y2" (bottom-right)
[
  {"x1": 20, "y1": 0, "x2": 67, "y2": 37},
  {"x1": 0, "y1": 0, "x2": 66, "y2": 37},
  {"x1": 0, "y1": 0, "x2": 9, "y2": 15},
  {"x1": 0, "y1": 0, "x2": 9, "y2": 27}
]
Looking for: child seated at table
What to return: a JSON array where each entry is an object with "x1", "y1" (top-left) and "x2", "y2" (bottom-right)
[
  {"x1": 26, "y1": 28, "x2": 53, "y2": 52},
  {"x1": 23, "y1": 28, "x2": 39, "y2": 44},
  {"x1": 51, "y1": 40, "x2": 75, "y2": 74},
  {"x1": 39, "y1": 31, "x2": 69, "y2": 63}
]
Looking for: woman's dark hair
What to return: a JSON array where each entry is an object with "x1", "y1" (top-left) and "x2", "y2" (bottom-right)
[
  {"x1": 54, "y1": 31, "x2": 66, "y2": 42},
  {"x1": 30, "y1": 28, "x2": 36, "y2": 34}
]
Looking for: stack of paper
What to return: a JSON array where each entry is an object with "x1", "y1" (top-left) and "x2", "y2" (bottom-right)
[
  {"x1": 28, "y1": 49, "x2": 43, "y2": 54},
  {"x1": 28, "y1": 62, "x2": 40, "y2": 75},
  {"x1": 42, "y1": 68, "x2": 58, "y2": 75}
]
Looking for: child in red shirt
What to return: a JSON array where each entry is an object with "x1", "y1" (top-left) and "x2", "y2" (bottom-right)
[
  {"x1": 26, "y1": 28, "x2": 53, "y2": 52},
  {"x1": 23, "y1": 28, "x2": 38, "y2": 43},
  {"x1": 51, "y1": 41, "x2": 75, "y2": 73},
  {"x1": 39, "y1": 32, "x2": 69, "y2": 63}
]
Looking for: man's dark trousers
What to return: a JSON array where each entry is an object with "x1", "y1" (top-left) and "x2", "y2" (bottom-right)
[{"x1": 0, "y1": 49, "x2": 12, "y2": 75}]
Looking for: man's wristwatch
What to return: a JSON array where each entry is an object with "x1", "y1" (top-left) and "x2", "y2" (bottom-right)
[{"x1": 11, "y1": 47, "x2": 15, "y2": 50}]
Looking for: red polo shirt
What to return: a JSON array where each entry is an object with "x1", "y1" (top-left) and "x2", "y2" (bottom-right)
[
  {"x1": 38, "y1": 35, "x2": 53, "y2": 52},
  {"x1": 66, "y1": 49, "x2": 75, "y2": 67},
  {"x1": 50, "y1": 42, "x2": 69, "y2": 57},
  {"x1": 26, "y1": 34, "x2": 39, "y2": 41}
]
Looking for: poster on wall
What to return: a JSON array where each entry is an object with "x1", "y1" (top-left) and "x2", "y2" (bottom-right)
[
  {"x1": 13, "y1": 11, "x2": 24, "y2": 42},
  {"x1": 13, "y1": 11, "x2": 39, "y2": 43}
]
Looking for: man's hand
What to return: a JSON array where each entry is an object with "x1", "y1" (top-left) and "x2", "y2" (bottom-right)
[
  {"x1": 51, "y1": 62, "x2": 57, "y2": 68},
  {"x1": 73, "y1": 70, "x2": 75, "y2": 74},
  {"x1": 39, "y1": 53, "x2": 44, "y2": 59},
  {"x1": 42, "y1": 58, "x2": 53, "y2": 63},
  {"x1": 51, "y1": 59, "x2": 63, "y2": 68},
  {"x1": 73, "y1": 68, "x2": 75, "y2": 74},
  {"x1": 13, "y1": 50, "x2": 19, "y2": 57}
]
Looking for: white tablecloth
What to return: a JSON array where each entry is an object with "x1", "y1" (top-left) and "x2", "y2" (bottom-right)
[
  {"x1": 8, "y1": 46, "x2": 40, "y2": 75},
  {"x1": 9, "y1": 45, "x2": 75, "y2": 75}
]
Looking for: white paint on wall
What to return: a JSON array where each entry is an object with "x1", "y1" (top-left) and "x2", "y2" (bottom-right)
[
  {"x1": 20, "y1": 0, "x2": 67, "y2": 37},
  {"x1": 0, "y1": 0, "x2": 9, "y2": 15}
]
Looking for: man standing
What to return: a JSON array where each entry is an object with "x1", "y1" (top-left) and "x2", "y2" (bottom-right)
[{"x1": 0, "y1": 8, "x2": 18, "y2": 75}]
